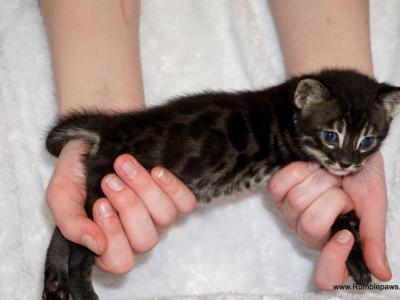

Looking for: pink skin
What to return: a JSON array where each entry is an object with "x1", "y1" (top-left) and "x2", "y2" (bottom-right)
[
  {"x1": 269, "y1": 152, "x2": 391, "y2": 290},
  {"x1": 46, "y1": 139, "x2": 196, "y2": 274}
]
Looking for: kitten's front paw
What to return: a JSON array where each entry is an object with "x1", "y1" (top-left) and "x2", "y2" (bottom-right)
[
  {"x1": 347, "y1": 255, "x2": 371, "y2": 285},
  {"x1": 331, "y1": 210, "x2": 372, "y2": 285},
  {"x1": 42, "y1": 264, "x2": 69, "y2": 300}
]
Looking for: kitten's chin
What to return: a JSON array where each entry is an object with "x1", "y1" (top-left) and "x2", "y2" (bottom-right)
[
  {"x1": 325, "y1": 165, "x2": 361, "y2": 177},
  {"x1": 326, "y1": 167, "x2": 352, "y2": 177}
]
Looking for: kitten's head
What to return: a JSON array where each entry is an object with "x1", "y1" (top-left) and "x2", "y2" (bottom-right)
[{"x1": 293, "y1": 69, "x2": 400, "y2": 176}]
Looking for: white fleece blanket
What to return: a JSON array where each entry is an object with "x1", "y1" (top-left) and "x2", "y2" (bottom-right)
[{"x1": 1, "y1": 1, "x2": 400, "y2": 299}]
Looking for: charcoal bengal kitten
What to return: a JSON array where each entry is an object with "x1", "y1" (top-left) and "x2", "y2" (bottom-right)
[{"x1": 43, "y1": 69, "x2": 400, "y2": 300}]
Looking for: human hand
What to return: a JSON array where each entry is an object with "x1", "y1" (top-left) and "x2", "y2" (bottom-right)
[
  {"x1": 46, "y1": 139, "x2": 196, "y2": 274},
  {"x1": 268, "y1": 152, "x2": 391, "y2": 290},
  {"x1": 341, "y1": 152, "x2": 391, "y2": 282}
]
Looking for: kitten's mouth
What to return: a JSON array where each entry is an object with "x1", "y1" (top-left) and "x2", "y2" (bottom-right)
[
  {"x1": 326, "y1": 167, "x2": 353, "y2": 176},
  {"x1": 325, "y1": 164, "x2": 362, "y2": 177}
]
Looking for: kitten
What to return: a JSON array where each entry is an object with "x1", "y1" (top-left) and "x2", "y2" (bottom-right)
[{"x1": 42, "y1": 69, "x2": 400, "y2": 300}]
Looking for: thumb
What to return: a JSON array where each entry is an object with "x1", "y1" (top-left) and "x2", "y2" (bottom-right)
[
  {"x1": 47, "y1": 185, "x2": 106, "y2": 254},
  {"x1": 342, "y1": 152, "x2": 391, "y2": 281},
  {"x1": 57, "y1": 209, "x2": 107, "y2": 255},
  {"x1": 314, "y1": 230, "x2": 354, "y2": 291},
  {"x1": 46, "y1": 139, "x2": 107, "y2": 254}
]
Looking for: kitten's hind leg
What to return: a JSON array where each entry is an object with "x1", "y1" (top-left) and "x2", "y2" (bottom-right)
[
  {"x1": 69, "y1": 244, "x2": 98, "y2": 300},
  {"x1": 331, "y1": 210, "x2": 371, "y2": 285},
  {"x1": 43, "y1": 227, "x2": 71, "y2": 300}
]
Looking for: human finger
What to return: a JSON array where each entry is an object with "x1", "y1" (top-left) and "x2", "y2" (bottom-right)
[
  {"x1": 114, "y1": 155, "x2": 178, "y2": 228},
  {"x1": 282, "y1": 168, "x2": 341, "y2": 229},
  {"x1": 297, "y1": 186, "x2": 353, "y2": 249},
  {"x1": 101, "y1": 174, "x2": 159, "y2": 253},
  {"x1": 268, "y1": 161, "x2": 320, "y2": 202},
  {"x1": 342, "y1": 152, "x2": 391, "y2": 281},
  {"x1": 46, "y1": 141, "x2": 106, "y2": 254},
  {"x1": 92, "y1": 198, "x2": 135, "y2": 274},
  {"x1": 314, "y1": 230, "x2": 354, "y2": 291},
  {"x1": 151, "y1": 166, "x2": 196, "y2": 214}
]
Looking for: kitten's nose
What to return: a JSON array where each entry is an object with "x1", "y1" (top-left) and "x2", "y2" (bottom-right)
[{"x1": 339, "y1": 161, "x2": 352, "y2": 168}]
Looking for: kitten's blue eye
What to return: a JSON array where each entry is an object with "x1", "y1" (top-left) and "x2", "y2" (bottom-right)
[
  {"x1": 323, "y1": 131, "x2": 338, "y2": 145},
  {"x1": 360, "y1": 137, "x2": 374, "y2": 149}
]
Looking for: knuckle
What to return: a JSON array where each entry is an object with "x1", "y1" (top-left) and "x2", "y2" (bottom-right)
[
  {"x1": 135, "y1": 234, "x2": 158, "y2": 253},
  {"x1": 156, "y1": 206, "x2": 178, "y2": 228},
  {"x1": 100, "y1": 217, "x2": 122, "y2": 236},
  {"x1": 299, "y1": 213, "x2": 324, "y2": 241},
  {"x1": 291, "y1": 169, "x2": 303, "y2": 182},
  {"x1": 286, "y1": 189, "x2": 305, "y2": 212},
  {"x1": 267, "y1": 179, "x2": 280, "y2": 196},
  {"x1": 291, "y1": 165, "x2": 308, "y2": 182},
  {"x1": 179, "y1": 194, "x2": 197, "y2": 214},
  {"x1": 58, "y1": 221, "x2": 75, "y2": 240},
  {"x1": 109, "y1": 257, "x2": 135, "y2": 275},
  {"x1": 328, "y1": 187, "x2": 346, "y2": 203},
  {"x1": 112, "y1": 192, "x2": 140, "y2": 210},
  {"x1": 314, "y1": 273, "x2": 333, "y2": 291},
  {"x1": 45, "y1": 179, "x2": 65, "y2": 205},
  {"x1": 328, "y1": 174, "x2": 341, "y2": 186},
  {"x1": 321, "y1": 173, "x2": 340, "y2": 187},
  {"x1": 161, "y1": 177, "x2": 197, "y2": 214},
  {"x1": 97, "y1": 255, "x2": 135, "y2": 275}
]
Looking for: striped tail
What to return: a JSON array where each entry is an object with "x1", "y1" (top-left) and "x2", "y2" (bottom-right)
[{"x1": 46, "y1": 111, "x2": 110, "y2": 156}]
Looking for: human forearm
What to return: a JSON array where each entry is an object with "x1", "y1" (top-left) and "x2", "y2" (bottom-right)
[
  {"x1": 40, "y1": 0, "x2": 144, "y2": 114},
  {"x1": 269, "y1": 0, "x2": 373, "y2": 76}
]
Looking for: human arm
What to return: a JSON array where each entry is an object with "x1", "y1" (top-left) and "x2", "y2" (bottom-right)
[
  {"x1": 269, "y1": 0, "x2": 391, "y2": 289},
  {"x1": 40, "y1": 0, "x2": 144, "y2": 113},
  {"x1": 41, "y1": 0, "x2": 196, "y2": 274}
]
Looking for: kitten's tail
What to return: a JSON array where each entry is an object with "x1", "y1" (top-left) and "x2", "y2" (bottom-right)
[{"x1": 46, "y1": 111, "x2": 110, "y2": 156}]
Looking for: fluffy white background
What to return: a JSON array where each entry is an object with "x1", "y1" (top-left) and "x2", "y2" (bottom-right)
[{"x1": 0, "y1": 1, "x2": 400, "y2": 299}]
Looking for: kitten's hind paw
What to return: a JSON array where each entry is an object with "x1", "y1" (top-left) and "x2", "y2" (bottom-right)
[
  {"x1": 42, "y1": 266, "x2": 69, "y2": 300},
  {"x1": 347, "y1": 253, "x2": 372, "y2": 285}
]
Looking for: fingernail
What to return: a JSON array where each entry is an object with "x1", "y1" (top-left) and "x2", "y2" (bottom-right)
[
  {"x1": 121, "y1": 160, "x2": 136, "y2": 177},
  {"x1": 82, "y1": 234, "x2": 98, "y2": 253},
  {"x1": 336, "y1": 230, "x2": 352, "y2": 244},
  {"x1": 155, "y1": 168, "x2": 170, "y2": 184},
  {"x1": 99, "y1": 201, "x2": 114, "y2": 218},
  {"x1": 106, "y1": 175, "x2": 124, "y2": 191}
]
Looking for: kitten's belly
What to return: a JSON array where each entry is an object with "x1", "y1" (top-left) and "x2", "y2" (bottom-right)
[{"x1": 185, "y1": 162, "x2": 279, "y2": 203}]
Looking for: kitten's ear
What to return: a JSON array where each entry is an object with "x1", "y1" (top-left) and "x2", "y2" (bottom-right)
[
  {"x1": 294, "y1": 79, "x2": 330, "y2": 110},
  {"x1": 379, "y1": 88, "x2": 400, "y2": 118}
]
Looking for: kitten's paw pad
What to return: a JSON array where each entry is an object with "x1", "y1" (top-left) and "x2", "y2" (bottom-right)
[
  {"x1": 42, "y1": 282, "x2": 69, "y2": 300},
  {"x1": 354, "y1": 272, "x2": 372, "y2": 286},
  {"x1": 347, "y1": 255, "x2": 371, "y2": 285},
  {"x1": 43, "y1": 267, "x2": 69, "y2": 300},
  {"x1": 42, "y1": 289, "x2": 69, "y2": 300}
]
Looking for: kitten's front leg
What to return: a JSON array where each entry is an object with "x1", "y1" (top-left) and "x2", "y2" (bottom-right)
[{"x1": 331, "y1": 210, "x2": 371, "y2": 285}]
